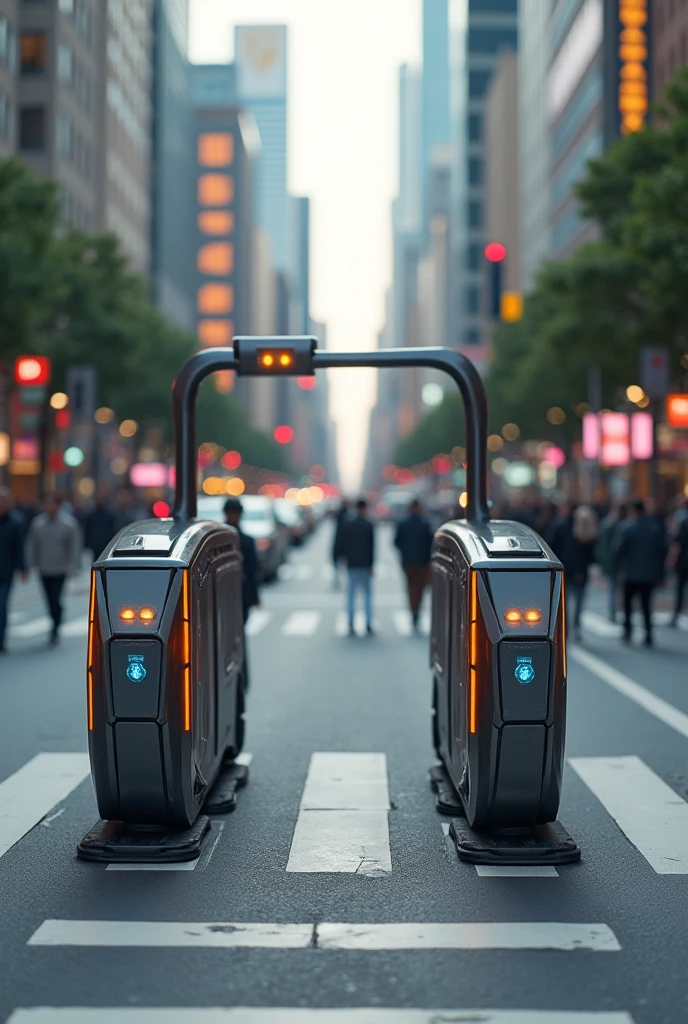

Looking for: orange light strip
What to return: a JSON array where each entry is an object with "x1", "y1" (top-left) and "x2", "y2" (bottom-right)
[
  {"x1": 87, "y1": 572, "x2": 96, "y2": 731},
  {"x1": 182, "y1": 571, "x2": 191, "y2": 731},
  {"x1": 469, "y1": 571, "x2": 478, "y2": 734}
]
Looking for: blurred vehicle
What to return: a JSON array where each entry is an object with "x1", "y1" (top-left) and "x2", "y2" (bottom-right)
[
  {"x1": 378, "y1": 489, "x2": 415, "y2": 522},
  {"x1": 274, "y1": 498, "x2": 307, "y2": 547},
  {"x1": 197, "y1": 494, "x2": 283, "y2": 581}
]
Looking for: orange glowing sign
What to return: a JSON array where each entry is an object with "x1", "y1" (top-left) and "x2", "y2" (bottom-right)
[
  {"x1": 198, "y1": 132, "x2": 234, "y2": 167},
  {"x1": 618, "y1": 1, "x2": 649, "y2": 134},
  {"x1": 197, "y1": 283, "x2": 233, "y2": 314},
  {"x1": 197, "y1": 242, "x2": 234, "y2": 276},
  {"x1": 198, "y1": 210, "x2": 235, "y2": 236},
  {"x1": 198, "y1": 320, "x2": 233, "y2": 346},
  {"x1": 667, "y1": 394, "x2": 688, "y2": 429},
  {"x1": 198, "y1": 173, "x2": 234, "y2": 205}
]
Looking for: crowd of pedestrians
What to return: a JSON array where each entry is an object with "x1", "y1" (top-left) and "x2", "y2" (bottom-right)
[{"x1": 0, "y1": 488, "x2": 143, "y2": 653}]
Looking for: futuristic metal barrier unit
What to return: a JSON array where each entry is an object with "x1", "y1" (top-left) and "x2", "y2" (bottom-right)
[{"x1": 80, "y1": 335, "x2": 577, "y2": 865}]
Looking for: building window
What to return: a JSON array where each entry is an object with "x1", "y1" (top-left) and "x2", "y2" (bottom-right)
[
  {"x1": 0, "y1": 90, "x2": 10, "y2": 141},
  {"x1": 57, "y1": 114, "x2": 72, "y2": 157},
  {"x1": 197, "y1": 283, "x2": 234, "y2": 314},
  {"x1": 198, "y1": 210, "x2": 235, "y2": 235},
  {"x1": 76, "y1": 1, "x2": 91, "y2": 42},
  {"x1": 198, "y1": 173, "x2": 234, "y2": 205},
  {"x1": 198, "y1": 320, "x2": 234, "y2": 346},
  {"x1": 465, "y1": 287, "x2": 480, "y2": 315},
  {"x1": 468, "y1": 157, "x2": 482, "y2": 186},
  {"x1": 21, "y1": 33, "x2": 47, "y2": 74},
  {"x1": 467, "y1": 243, "x2": 481, "y2": 270},
  {"x1": 468, "y1": 200, "x2": 482, "y2": 228},
  {"x1": 58, "y1": 42, "x2": 72, "y2": 83},
  {"x1": 19, "y1": 106, "x2": 45, "y2": 150},
  {"x1": 198, "y1": 133, "x2": 234, "y2": 167},
  {"x1": 468, "y1": 70, "x2": 492, "y2": 99},
  {"x1": 0, "y1": 18, "x2": 8, "y2": 65},
  {"x1": 198, "y1": 243, "x2": 234, "y2": 275},
  {"x1": 468, "y1": 114, "x2": 481, "y2": 142},
  {"x1": 59, "y1": 0, "x2": 75, "y2": 12}
]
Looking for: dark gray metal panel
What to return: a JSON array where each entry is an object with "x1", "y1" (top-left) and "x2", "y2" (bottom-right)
[
  {"x1": 492, "y1": 724, "x2": 546, "y2": 824},
  {"x1": 114, "y1": 722, "x2": 167, "y2": 823}
]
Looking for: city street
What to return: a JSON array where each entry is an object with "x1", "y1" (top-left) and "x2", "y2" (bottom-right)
[{"x1": 0, "y1": 521, "x2": 687, "y2": 1022}]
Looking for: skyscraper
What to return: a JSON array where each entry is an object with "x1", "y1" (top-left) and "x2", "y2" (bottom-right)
[
  {"x1": 234, "y1": 25, "x2": 289, "y2": 273},
  {"x1": 518, "y1": 0, "x2": 550, "y2": 291},
  {"x1": 421, "y1": 0, "x2": 450, "y2": 222},
  {"x1": 449, "y1": 0, "x2": 517, "y2": 347},
  {"x1": 151, "y1": 0, "x2": 194, "y2": 329}
]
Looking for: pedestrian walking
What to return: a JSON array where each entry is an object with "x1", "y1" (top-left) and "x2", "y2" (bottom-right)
[
  {"x1": 25, "y1": 493, "x2": 82, "y2": 644},
  {"x1": 595, "y1": 501, "x2": 627, "y2": 622},
  {"x1": 83, "y1": 495, "x2": 117, "y2": 562},
  {"x1": 331, "y1": 499, "x2": 350, "y2": 590},
  {"x1": 614, "y1": 499, "x2": 666, "y2": 647},
  {"x1": 341, "y1": 498, "x2": 375, "y2": 636},
  {"x1": 0, "y1": 487, "x2": 27, "y2": 654},
  {"x1": 667, "y1": 505, "x2": 688, "y2": 625},
  {"x1": 550, "y1": 502, "x2": 598, "y2": 642},
  {"x1": 394, "y1": 498, "x2": 433, "y2": 632}
]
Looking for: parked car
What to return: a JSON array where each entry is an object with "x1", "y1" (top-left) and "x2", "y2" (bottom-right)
[
  {"x1": 274, "y1": 498, "x2": 307, "y2": 547},
  {"x1": 197, "y1": 494, "x2": 283, "y2": 581}
]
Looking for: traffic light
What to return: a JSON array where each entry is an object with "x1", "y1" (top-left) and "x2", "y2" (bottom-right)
[
  {"x1": 484, "y1": 243, "x2": 506, "y2": 320},
  {"x1": 501, "y1": 291, "x2": 523, "y2": 323},
  {"x1": 14, "y1": 356, "x2": 51, "y2": 386}
]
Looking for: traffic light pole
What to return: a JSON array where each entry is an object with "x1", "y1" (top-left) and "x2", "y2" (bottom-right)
[{"x1": 171, "y1": 340, "x2": 490, "y2": 524}]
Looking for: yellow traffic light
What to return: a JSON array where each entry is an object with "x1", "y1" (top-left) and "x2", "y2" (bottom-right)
[{"x1": 501, "y1": 292, "x2": 523, "y2": 322}]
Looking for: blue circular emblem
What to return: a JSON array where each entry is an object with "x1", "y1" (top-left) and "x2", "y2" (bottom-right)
[
  {"x1": 515, "y1": 661, "x2": 535, "y2": 685},
  {"x1": 126, "y1": 660, "x2": 147, "y2": 683}
]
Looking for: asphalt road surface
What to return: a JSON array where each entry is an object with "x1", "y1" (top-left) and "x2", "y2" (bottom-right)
[{"x1": 1, "y1": 520, "x2": 688, "y2": 1023}]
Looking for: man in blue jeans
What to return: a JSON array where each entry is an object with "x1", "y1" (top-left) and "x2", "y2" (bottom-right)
[
  {"x1": 0, "y1": 486, "x2": 27, "y2": 654},
  {"x1": 341, "y1": 498, "x2": 375, "y2": 636}
]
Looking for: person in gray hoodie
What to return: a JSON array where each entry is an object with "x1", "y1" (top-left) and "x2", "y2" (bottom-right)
[{"x1": 25, "y1": 493, "x2": 82, "y2": 644}]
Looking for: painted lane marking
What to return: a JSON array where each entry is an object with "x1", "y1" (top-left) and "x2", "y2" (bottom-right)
[
  {"x1": 287, "y1": 752, "x2": 391, "y2": 875},
  {"x1": 28, "y1": 921, "x2": 315, "y2": 948},
  {"x1": 9, "y1": 616, "x2": 53, "y2": 637},
  {"x1": 334, "y1": 611, "x2": 377, "y2": 636},
  {"x1": 235, "y1": 752, "x2": 253, "y2": 767},
  {"x1": 106, "y1": 859, "x2": 199, "y2": 873},
  {"x1": 6, "y1": 1010, "x2": 637, "y2": 1023},
  {"x1": 569, "y1": 755, "x2": 688, "y2": 873},
  {"x1": 281, "y1": 611, "x2": 321, "y2": 636},
  {"x1": 391, "y1": 610, "x2": 429, "y2": 636},
  {"x1": 569, "y1": 645, "x2": 688, "y2": 741},
  {"x1": 245, "y1": 610, "x2": 272, "y2": 637},
  {"x1": 0, "y1": 754, "x2": 91, "y2": 860},
  {"x1": 316, "y1": 922, "x2": 620, "y2": 952},
  {"x1": 61, "y1": 616, "x2": 89, "y2": 638},
  {"x1": 27, "y1": 920, "x2": 619, "y2": 952}
]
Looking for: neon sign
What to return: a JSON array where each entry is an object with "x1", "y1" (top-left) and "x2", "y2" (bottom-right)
[{"x1": 618, "y1": 0, "x2": 649, "y2": 135}]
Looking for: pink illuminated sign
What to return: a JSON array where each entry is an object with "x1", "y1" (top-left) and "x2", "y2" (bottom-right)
[{"x1": 582, "y1": 412, "x2": 653, "y2": 464}]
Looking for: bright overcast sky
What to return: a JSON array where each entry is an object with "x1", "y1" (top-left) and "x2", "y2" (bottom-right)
[{"x1": 189, "y1": 0, "x2": 421, "y2": 490}]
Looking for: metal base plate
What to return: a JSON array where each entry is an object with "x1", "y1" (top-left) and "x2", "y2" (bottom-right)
[
  {"x1": 428, "y1": 763, "x2": 464, "y2": 816},
  {"x1": 77, "y1": 815, "x2": 211, "y2": 863},
  {"x1": 449, "y1": 817, "x2": 581, "y2": 866},
  {"x1": 203, "y1": 762, "x2": 249, "y2": 815}
]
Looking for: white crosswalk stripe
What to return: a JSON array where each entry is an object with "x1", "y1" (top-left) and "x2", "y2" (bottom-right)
[
  {"x1": 27, "y1": 919, "x2": 619, "y2": 951},
  {"x1": 569, "y1": 755, "x2": 688, "y2": 873},
  {"x1": 245, "y1": 610, "x2": 272, "y2": 636},
  {"x1": 391, "y1": 609, "x2": 430, "y2": 636},
  {"x1": 6, "y1": 1011, "x2": 637, "y2": 1023},
  {"x1": 0, "y1": 754, "x2": 91, "y2": 861},
  {"x1": 281, "y1": 611, "x2": 321, "y2": 636},
  {"x1": 287, "y1": 753, "x2": 391, "y2": 874}
]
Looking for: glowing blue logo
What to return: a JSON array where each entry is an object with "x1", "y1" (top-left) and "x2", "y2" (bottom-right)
[
  {"x1": 515, "y1": 657, "x2": 535, "y2": 685},
  {"x1": 126, "y1": 655, "x2": 147, "y2": 683}
]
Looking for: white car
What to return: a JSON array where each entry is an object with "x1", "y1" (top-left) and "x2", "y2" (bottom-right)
[{"x1": 196, "y1": 494, "x2": 283, "y2": 581}]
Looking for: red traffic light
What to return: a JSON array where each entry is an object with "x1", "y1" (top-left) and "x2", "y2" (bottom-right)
[
  {"x1": 297, "y1": 376, "x2": 316, "y2": 391},
  {"x1": 274, "y1": 425, "x2": 294, "y2": 445},
  {"x1": 221, "y1": 450, "x2": 242, "y2": 471},
  {"x1": 15, "y1": 355, "x2": 51, "y2": 386},
  {"x1": 484, "y1": 242, "x2": 507, "y2": 263}
]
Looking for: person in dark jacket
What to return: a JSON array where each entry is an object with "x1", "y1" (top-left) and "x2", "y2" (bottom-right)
[
  {"x1": 614, "y1": 499, "x2": 666, "y2": 647},
  {"x1": 0, "y1": 487, "x2": 27, "y2": 653},
  {"x1": 341, "y1": 498, "x2": 375, "y2": 636},
  {"x1": 83, "y1": 496, "x2": 117, "y2": 562},
  {"x1": 549, "y1": 502, "x2": 597, "y2": 642},
  {"x1": 394, "y1": 498, "x2": 433, "y2": 631},
  {"x1": 595, "y1": 501, "x2": 627, "y2": 622},
  {"x1": 669, "y1": 506, "x2": 688, "y2": 625},
  {"x1": 331, "y1": 499, "x2": 350, "y2": 589},
  {"x1": 224, "y1": 497, "x2": 260, "y2": 622}
]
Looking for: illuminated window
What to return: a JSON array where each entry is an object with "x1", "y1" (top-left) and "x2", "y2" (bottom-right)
[
  {"x1": 198, "y1": 132, "x2": 234, "y2": 167},
  {"x1": 197, "y1": 283, "x2": 233, "y2": 314},
  {"x1": 197, "y1": 320, "x2": 234, "y2": 346},
  {"x1": 214, "y1": 371, "x2": 235, "y2": 393},
  {"x1": 198, "y1": 210, "x2": 235, "y2": 236},
  {"x1": 21, "y1": 33, "x2": 46, "y2": 74},
  {"x1": 198, "y1": 174, "x2": 233, "y2": 205},
  {"x1": 197, "y1": 242, "x2": 234, "y2": 275}
]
